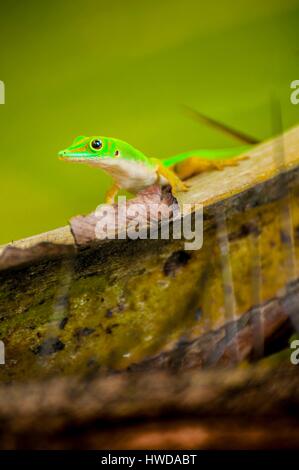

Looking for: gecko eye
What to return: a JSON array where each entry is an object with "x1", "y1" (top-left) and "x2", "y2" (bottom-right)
[
  {"x1": 91, "y1": 139, "x2": 102, "y2": 150},
  {"x1": 115, "y1": 150, "x2": 119, "y2": 157}
]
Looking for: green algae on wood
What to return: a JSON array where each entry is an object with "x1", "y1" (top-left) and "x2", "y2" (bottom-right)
[{"x1": 0, "y1": 192, "x2": 299, "y2": 381}]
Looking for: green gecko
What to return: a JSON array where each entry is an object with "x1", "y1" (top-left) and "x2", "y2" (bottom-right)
[{"x1": 58, "y1": 136, "x2": 251, "y2": 203}]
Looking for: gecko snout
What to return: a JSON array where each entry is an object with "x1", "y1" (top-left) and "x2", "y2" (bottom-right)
[{"x1": 58, "y1": 150, "x2": 68, "y2": 160}]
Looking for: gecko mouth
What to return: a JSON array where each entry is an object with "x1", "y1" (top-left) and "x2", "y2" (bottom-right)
[
  {"x1": 58, "y1": 151, "x2": 97, "y2": 162},
  {"x1": 58, "y1": 155, "x2": 87, "y2": 162},
  {"x1": 58, "y1": 151, "x2": 112, "y2": 163}
]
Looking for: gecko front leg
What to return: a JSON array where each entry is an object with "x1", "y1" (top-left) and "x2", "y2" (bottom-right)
[
  {"x1": 104, "y1": 182, "x2": 120, "y2": 204},
  {"x1": 152, "y1": 158, "x2": 189, "y2": 197}
]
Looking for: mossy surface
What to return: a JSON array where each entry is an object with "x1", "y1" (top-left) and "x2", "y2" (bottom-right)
[{"x1": 0, "y1": 190, "x2": 299, "y2": 382}]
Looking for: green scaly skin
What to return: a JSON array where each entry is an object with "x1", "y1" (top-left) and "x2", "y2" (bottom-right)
[{"x1": 58, "y1": 136, "x2": 252, "y2": 203}]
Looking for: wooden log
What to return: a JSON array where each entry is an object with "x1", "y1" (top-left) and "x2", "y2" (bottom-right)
[
  {"x1": 0, "y1": 127, "x2": 299, "y2": 379},
  {"x1": 0, "y1": 127, "x2": 299, "y2": 448}
]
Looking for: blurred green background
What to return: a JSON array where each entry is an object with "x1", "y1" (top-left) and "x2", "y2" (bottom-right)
[{"x1": 0, "y1": 0, "x2": 298, "y2": 244}]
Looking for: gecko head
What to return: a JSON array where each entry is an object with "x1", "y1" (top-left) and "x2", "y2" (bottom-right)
[{"x1": 58, "y1": 135, "x2": 120, "y2": 163}]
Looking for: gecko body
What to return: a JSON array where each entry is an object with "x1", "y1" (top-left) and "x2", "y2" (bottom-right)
[{"x1": 59, "y1": 136, "x2": 251, "y2": 203}]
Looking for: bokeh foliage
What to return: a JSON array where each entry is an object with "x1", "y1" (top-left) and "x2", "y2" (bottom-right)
[{"x1": 0, "y1": 0, "x2": 298, "y2": 243}]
